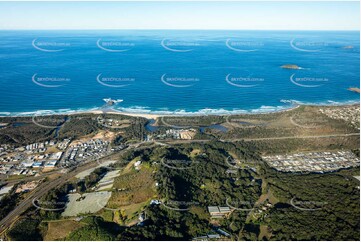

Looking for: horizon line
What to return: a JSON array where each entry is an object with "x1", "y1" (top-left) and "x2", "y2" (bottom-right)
[{"x1": 0, "y1": 29, "x2": 359, "y2": 31}]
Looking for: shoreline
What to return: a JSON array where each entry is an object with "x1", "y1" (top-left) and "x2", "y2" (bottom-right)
[
  {"x1": 0, "y1": 102, "x2": 359, "y2": 119},
  {"x1": 87, "y1": 110, "x2": 162, "y2": 119},
  {"x1": 86, "y1": 104, "x2": 302, "y2": 119}
]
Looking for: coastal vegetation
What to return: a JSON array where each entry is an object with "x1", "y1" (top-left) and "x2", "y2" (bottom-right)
[
  {"x1": 6, "y1": 139, "x2": 360, "y2": 240},
  {"x1": 2, "y1": 104, "x2": 360, "y2": 240},
  {"x1": 0, "y1": 105, "x2": 358, "y2": 147},
  {"x1": 262, "y1": 166, "x2": 360, "y2": 240},
  {"x1": 0, "y1": 185, "x2": 21, "y2": 221},
  {"x1": 0, "y1": 113, "x2": 146, "y2": 145}
]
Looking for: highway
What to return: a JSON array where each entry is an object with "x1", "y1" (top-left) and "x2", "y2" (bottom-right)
[
  {"x1": 163, "y1": 132, "x2": 360, "y2": 144},
  {"x1": 0, "y1": 159, "x2": 102, "y2": 235},
  {"x1": 0, "y1": 133, "x2": 359, "y2": 235},
  {"x1": 0, "y1": 141, "x2": 160, "y2": 236},
  {"x1": 0, "y1": 170, "x2": 61, "y2": 186},
  {"x1": 0, "y1": 142, "x2": 141, "y2": 236}
]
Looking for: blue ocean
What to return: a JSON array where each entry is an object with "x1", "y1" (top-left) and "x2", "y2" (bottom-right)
[{"x1": 0, "y1": 30, "x2": 359, "y2": 116}]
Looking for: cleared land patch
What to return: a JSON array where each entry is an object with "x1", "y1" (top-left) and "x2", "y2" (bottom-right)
[
  {"x1": 44, "y1": 220, "x2": 84, "y2": 241},
  {"x1": 108, "y1": 166, "x2": 156, "y2": 209},
  {"x1": 62, "y1": 191, "x2": 111, "y2": 217}
]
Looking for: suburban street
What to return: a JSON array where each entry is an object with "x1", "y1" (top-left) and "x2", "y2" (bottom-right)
[{"x1": 0, "y1": 132, "x2": 359, "y2": 236}]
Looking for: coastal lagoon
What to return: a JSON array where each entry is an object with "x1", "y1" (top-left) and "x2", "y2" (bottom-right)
[{"x1": 0, "y1": 30, "x2": 359, "y2": 116}]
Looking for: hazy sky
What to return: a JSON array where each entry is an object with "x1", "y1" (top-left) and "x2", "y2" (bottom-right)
[{"x1": 0, "y1": 1, "x2": 359, "y2": 30}]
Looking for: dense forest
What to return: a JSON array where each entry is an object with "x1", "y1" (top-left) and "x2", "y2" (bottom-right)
[{"x1": 4, "y1": 139, "x2": 360, "y2": 240}]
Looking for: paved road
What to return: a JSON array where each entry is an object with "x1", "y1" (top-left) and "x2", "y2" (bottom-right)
[
  {"x1": 0, "y1": 142, "x2": 141, "y2": 235},
  {"x1": 0, "y1": 160, "x2": 100, "y2": 235},
  {"x1": 0, "y1": 141, "x2": 156, "y2": 235},
  {"x1": 163, "y1": 133, "x2": 360, "y2": 144},
  {"x1": 238, "y1": 133, "x2": 360, "y2": 141},
  {"x1": 0, "y1": 170, "x2": 61, "y2": 186},
  {"x1": 1, "y1": 133, "x2": 359, "y2": 235}
]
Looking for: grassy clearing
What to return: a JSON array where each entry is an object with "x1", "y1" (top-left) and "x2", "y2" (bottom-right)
[
  {"x1": 98, "y1": 209, "x2": 114, "y2": 222},
  {"x1": 44, "y1": 220, "x2": 84, "y2": 241},
  {"x1": 259, "y1": 225, "x2": 272, "y2": 240},
  {"x1": 6, "y1": 174, "x2": 27, "y2": 180},
  {"x1": 106, "y1": 164, "x2": 156, "y2": 225},
  {"x1": 109, "y1": 166, "x2": 156, "y2": 207},
  {"x1": 190, "y1": 149, "x2": 202, "y2": 157},
  {"x1": 219, "y1": 105, "x2": 359, "y2": 140},
  {"x1": 45, "y1": 146, "x2": 61, "y2": 154}
]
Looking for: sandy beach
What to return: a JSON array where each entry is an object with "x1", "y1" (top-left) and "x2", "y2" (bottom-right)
[
  {"x1": 64, "y1": 103, "x2": 360, "y2": 120},
  {"x1": 87, "y1": 110, "x2": 162, "y2": 119},
  {"x1": 81, "y1": 105, "x2": 303, "y2": 119},
  {"x1": 1, "y1": 103, "x2": 359, "y2": 119}
]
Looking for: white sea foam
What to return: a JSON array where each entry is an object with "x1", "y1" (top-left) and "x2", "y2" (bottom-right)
[
  {"x1": 114, "y1": 105, "x2": 292, "y2": 116},
  {"x1": 103, "y1": 98, "x2": 124, "y2": 104},
  {"x1": 280, "y1": 99, "x2": 359, "y2": 107},
  {"x1": 0, "y1": 99, "x2": 358, "y2": 117},
  {"x1": 0, "y1": 107, "x2": 98, "y2": 117}
]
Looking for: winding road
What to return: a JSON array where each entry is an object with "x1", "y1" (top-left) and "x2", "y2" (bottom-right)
[{"x1": 0, "y1": 132, "x2": 359, "y2": 236}]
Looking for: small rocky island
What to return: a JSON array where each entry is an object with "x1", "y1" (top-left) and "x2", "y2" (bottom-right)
[
  {"x1": 281, "y1": 64, "x2": 301, "y2": 70},
  {"x1": 348, "y1": 87, "x2": 360, "y2": 93},
  {"x1": 103, "y1": 98, "x2": 124, "y2": 106}
]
